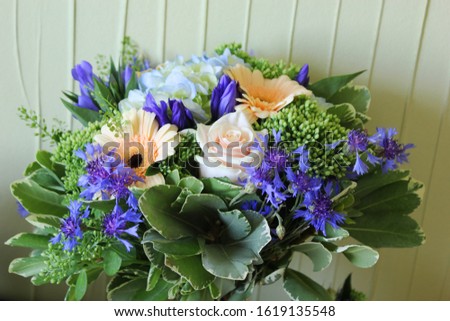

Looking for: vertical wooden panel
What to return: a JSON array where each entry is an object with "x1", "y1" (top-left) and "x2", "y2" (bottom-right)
[
  {"x1": 246, "y1": 0, "x2": 297, "y2": 61},
  {"x1": 205, "y1": 0, "x2": 249, "y2": 52},
  {"x1": 126, "y1": 0, "x2": 166, "y2": 63},
  {"x1": 291, "y1": 0, "x2": 341, "y2": 79},
  {"x1": 0, "y1": 0, "x2": 38, "y2": 300},
  {"x1": 404, "y1": 0, "x2": 450, "y2": 300},
  {"x1": 329, "y1": 0, "x2": 382, "y2": 84},
  {"x1": 164, "y1": 0, "x2": 207, "y2": 59},
  {"x1": 320, "y1": 0, "x2": 383, "y2": 297},
  {"x1": 363, "y1": 0, "x2": 428, "y2": 300}
]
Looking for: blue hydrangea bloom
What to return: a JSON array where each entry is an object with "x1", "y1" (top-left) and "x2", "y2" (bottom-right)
[{"x1": 103, "y1": 203, "x2": 142, "y2": 252}]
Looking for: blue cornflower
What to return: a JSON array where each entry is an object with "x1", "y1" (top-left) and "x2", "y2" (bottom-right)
[
  {"x1": 292, "y1": 145, "x2": 310, "y2": 172},
  {"x1": 51, "y1": 201, "x2": 89, "y2": 251},
  {"x1": 71, "y1": 61, "x2": 99, "y2": 111},
  {"x1": 210, "y1": 74, "x2": 238, "y2": 121},
  {"x1": 143, "y1": 94, "x2": 195, "y2": 130},
  {"x1": 285, "y1": 168, "x2": 322, "y2": 199},
  {"x1": 372, "y1": 128, "x2": 414, "y2": 172},
  {"x1": 76, "y1": 143, "x2": 114, "y2": 200},
  {"x1": 103, "y1": 204, "x2": 142, "y2": 252},
  {"x1": 296, "y1": 64, "x2": 310, "y2": 87},
  {"x1": 294, "y1": 182, "x2": 345, "y2": 235},
  {"x1": 103, "y1": 165, "x2": 143, "y2": 200},
  {"x1": 347, "y1": 130, "x2": 380, "y2": 175},
  {"x1": 241, "y1": 200, "x2": 272, "y2": 216},
  {"x1": 16, "y1": 201, "x2": 29, "y2": 218}
]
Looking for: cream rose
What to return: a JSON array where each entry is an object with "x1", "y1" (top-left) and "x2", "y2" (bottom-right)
[{"x1": 195, "y1": 111, "x2": 266, "y2": 182}]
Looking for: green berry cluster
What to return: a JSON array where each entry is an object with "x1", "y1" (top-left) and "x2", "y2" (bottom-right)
[
  {"x1": 215, "y1": 43, "x2": 300, "y2": 79},
  {"x1": 52, "y1": 121, "x2": 103, "y2": 193},
  {"x1": 158, "y1": 132, "x2": 202, "y2": 177},
  {"x1": 255, "y1": 98, "x2": 352, "y2": 178}
]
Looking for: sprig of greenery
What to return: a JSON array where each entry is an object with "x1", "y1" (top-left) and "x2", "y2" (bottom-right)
[{"x1": 18, "y1": 106, "x2": 66, "y2": 145}]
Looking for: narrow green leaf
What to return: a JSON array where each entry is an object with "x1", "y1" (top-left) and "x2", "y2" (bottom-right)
[
  {"x1": 74, "y1": 270, "x2": 88, "y2": 301},
  {"x1": 93, "y1": 78, "x2": 117, "y2": 112},
  {"x1": 81, "y1": 199, "x2": 116, "y2": 212},
  {"x1": 125, "y1": 70, "x2": 138, "y2": 97},
  {"x1": 291, "y1": 242, "x2": 332, "y2": 272},
  {"x1": 309, "y1": 70, "x2": 365, "y2": 100},
  {"x1": 5, "y1": 233, "x2": 51, "y2": 250},
  {"x1": 61, "y1": 99, "x2": 101, "y2": 126},
  {"x1": 11, "y1": 178, "x2": 67, "y2": 216},
  {"x1": 103, "y1": 249, "x2": 122, "y2": 276},
  {"x1": 9, "y1": 256, "x2": 46, "y2": 277},
  {"x1": 283, "y1": 269, "x2": 332, "y2": 301},
  {"x1": 147, "y1": 266, "x2": 161, "y2": 291}
]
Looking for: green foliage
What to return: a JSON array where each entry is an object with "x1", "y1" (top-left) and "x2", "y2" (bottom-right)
[
  {"x1": 309, "y1": 71, "x2": 365, "y2": 100},
  {"x1": 346, "y1": 170, "x2": 425, "y2": 247},
  {"x1": 215, "y1": 43, "x2": 300, "y2": 79},
  {"x1": 18, "y1": 106, "x2": 66, "y2": 145},
  {"x1": 283, "y1": 269, "x2": 332, "y2": 301},
  {"x1": 139, "y1": 177, "x2": 271, "y2": 299}
]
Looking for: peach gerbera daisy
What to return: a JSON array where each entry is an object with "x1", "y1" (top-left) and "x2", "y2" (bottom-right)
[
  {"x1": 225, "y1": 64, "x2": 311, "y2": 123},
  {"x1": 94, "y1": 108, "x2": 178, "y2": 188}
]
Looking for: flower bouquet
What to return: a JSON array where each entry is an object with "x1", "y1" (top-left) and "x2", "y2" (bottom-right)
[{"x1": 8, "y1": 40, "x2": 425, "y2": 301}]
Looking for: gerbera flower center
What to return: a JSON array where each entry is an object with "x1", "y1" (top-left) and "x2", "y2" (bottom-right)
[{"x1": 128, "y1": 153, "x2": 144, "y2": 168}]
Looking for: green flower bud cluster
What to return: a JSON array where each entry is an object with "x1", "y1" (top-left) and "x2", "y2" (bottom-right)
[
  {"x1": 39, "y1": 229, "x2": 109, "y2": 284},
  {"x1": 52, "y1": 121, "x2": 103, "y2": 193},
  {"x1": 158, "y1": 133, "x2": 201, "y2": 177},
  {"x1": 215, "y1": 43, "x2": 300, "y2": 79},
  {"x1": 255, "y1": 98, "x2": 352, "y2": 178}
]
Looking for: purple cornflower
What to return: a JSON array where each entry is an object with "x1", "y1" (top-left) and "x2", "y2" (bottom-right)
[
  {"x1": 51, "y1": 201, "x2": 89, "y2": 251},
  {"x1": 210, "y1": 74, "x2": 238, "y2": 121},
  {"x1": 77, "y1": 143, "x2": 114, "y2": 200},
  {"x1": 285, "y1": 168, "x2": 322, "y2": 200},
  {"x1": 296, "y1": 64, "x2": 310, "y2": 87},
  {"x1": 294, "y1": 182, "x2": 345, "y2": 235},
  {"x1": 102, "y1": 165, "x2": 143, "y2": 201},
  {"x1": 292, "y1": 145, "x2": 310, "y2": 172},
  {"x1": 16, "y1": 201, "x2": 29, "y2": 218},
  {"x1": 103, "y1": 203, "x2": 142, "y2": 252},
  {"x1": 347, "y1": 130, "x2": 380, "y2": 175},
  {"x1": 372, "y1": 128, "x2": 414, "y2": 172},
  {"x1": 71, "y1": 61, "x2": 99, "y2": 111},
  {"x1": 243, "y1": 131, "x2": 290, "y2": 207},
  {"x1": 241, "y1": 200, "x2": 272, "y2": 216},
  {"x1": 143, "y1": 94, "x2": 195, "y2": 130}
]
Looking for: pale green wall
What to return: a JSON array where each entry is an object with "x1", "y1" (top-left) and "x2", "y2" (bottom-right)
[{"x1": 1, "y1": 0, "x2": 449, "y2": 300}]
